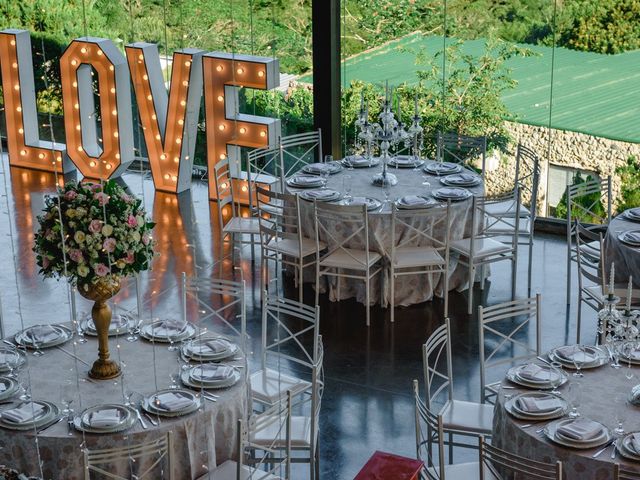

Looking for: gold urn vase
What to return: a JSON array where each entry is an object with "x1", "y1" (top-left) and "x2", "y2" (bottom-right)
[{"x1": 78, "y1": 277, "x2": 122, "y2": 380}]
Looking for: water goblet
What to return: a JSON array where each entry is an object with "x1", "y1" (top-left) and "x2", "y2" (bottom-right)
[
  {"x1": 19, "y1": 373, "x2": 31, "y2": 401},
  {"x1": 32, "y1": 336, "x2": 45, "y2": 357},
  {"x1": 571, "y1": 347, "x2": 584, "y2": 377},
  {"x1": 568, "y1": 382, "x2": 582, "y2": 418},
  {"x1": 421, "y1": 173, "x2": 430, "y2": 187},
  {"x1": 342, "y1": 175, "x2": 352, "y2": 203},
  {"x1": 126, "y1": 317, "x2": 139, "y2": 343},
  {"x1": 59, "y1": 380, "x2": 75, "y2": 415},
  {"x1": 614, "y1": 394, "x2": 627, "y2": 435},
  {"x1": 5, "y1": 351, "x2": 20, "y2": 379},
  {"x1": 549, "y1": 362, "x2": 563, "y2": 395}
]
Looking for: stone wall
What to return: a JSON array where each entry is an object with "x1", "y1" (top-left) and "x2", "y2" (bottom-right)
[{"x1": 483, "y1": 121, "x2": 640, "y2": 215}]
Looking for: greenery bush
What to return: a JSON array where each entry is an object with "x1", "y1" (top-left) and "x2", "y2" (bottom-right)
[
  {"x1": 615, "y1": 156, "x2": 640, "y2": 212},
  {"x1": 555, "y1": 173, "x2": 607, "y2": 224}
]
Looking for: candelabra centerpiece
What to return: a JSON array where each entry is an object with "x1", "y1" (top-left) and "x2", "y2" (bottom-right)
[{"x1": 598, "y1": 264, "x2": 639, "y2": 345}]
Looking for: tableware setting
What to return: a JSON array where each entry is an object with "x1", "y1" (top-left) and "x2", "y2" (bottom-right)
[
  {"x1": 548, "y1": 345, "x2": 608, "y2": 370},
  {"x1": 505, "y1": 391, "x2": 569, "y2": 421},
  {"x1": 621, "y1": 344, "x2": 640, "y2": 365},
  {"x1": 298, "y1": 189, "x2": 342, "y2": 202},
  {"x1": 337, "y1": 196, "x2": 382, "y2": 211},
  {"x1": 13, "y1": 324, "x2": 73, "y2": 350},
  {"x1": 423, "y1": 161, "x2": 462, "y2": 175},
  {"x1": 395, "y1": 195, "x2": 438, "y2": 210},
  {"x1": 0, "y1": 400, "x2": 60, "y2": 431},
  {"x1": 618, "y1": 230, "x2": 640, "y2": 247},
  {"x1": 180, "y1": 336, "x2": 239, "y2": 362},
  {"x1": 302, "y1": 162, "x2": 343, "y2": 175},
  {"x1": 544, "y1": 418, "x2": 612, "y2": 449},
  {"x1": 142, "y1": 388, "x2": 201, "y2": 418},
  {"x1": 0, "y1": 377, "x2": 21, "y2": 402},
  {"x1": 505, "y1": 363, "x2": 568, "y2": 390},
  {"x1": 180, "y1": 363, "x2": 241, "y2": 390},
  {"x1": 0, "y1": 347, "x2": 26, "y2": 374},
  {"x1": 431, "y1": 187, "x2": 472, "y2": 202},
  {"x1": 286, "y1": 175, "x2": 326, "y2": 189},
  {"x1": 439, "y1": 172, "x2": 482, "y2": 187},
  {"x1": 342, "y1": 156, "x2": 380, "y2": 168},
  {"x1": 73, "y1": 403, "x2": 137, "y2": 434},
  {"x1": 81, "y1": 312, "x2": 134, "y2": 337},
  {"x1": 624, "y1": 208, "x2": 640, "y2": 223},
  {"x1": 139, "y1": 319, "x2": 196, "y2": 343},
  {"x1": 617, "y1": 432, "x2": 640, "y2": 461},
  {"x1": 388, "y1": 155, "x2": 424, "y2": 168}
]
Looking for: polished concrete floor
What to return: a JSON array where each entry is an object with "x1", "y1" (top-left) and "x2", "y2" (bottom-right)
[{"x1": 0, "y1": 158, "x2": 594, "y2": 479}]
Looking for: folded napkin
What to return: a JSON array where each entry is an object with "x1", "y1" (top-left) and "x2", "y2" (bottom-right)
[
  {"x1": 435, "y1": 188, "x2": 467, "y2": 198},
  {"x1": 191, "y1": 365, "x2": 233, "y2": 382},
  {"x1": 622, "y1": 231, "x2": 640, "y2": 244},
  {"x1": 428, "y1": 162, "x2": 458, "y2": 172},
  {"x1": 391, "y1": 156, "x2": 415, "y2": 165},
  {"x1": 0, "y1": 384, "x2": 7, "y2": 392},
  {"x1": 557, "y1": 418, "x2": 603, "y2": 441},
  {"x1": 517, "y1": 363, "x2": 556, "y2": 382},
  {"x1": 153, "y1": 392, "x2": 194, "y2": 411},
  {"x1": 345, "y1": 156, "x2": 371, "y2": 166},
  {"x1": 554, "y1": 346, "x2": 597, "y2": 363},
  {"x1": 400, "y1": 195, "x2": 428, "y2": 206},
  {"x1": 2, "y1": 403, "x2": 45, "y2": 423},
  {"x1": 26, "y1": 325, "x2": 59, "y2": 344},
  {"x1": 516, "y1": 395, "x2": 562, "y2": 413},
  {"x1": 446, "y1": 173, "x2": 478, "y2": 184},
  {"x1": 152, "y1": 320, "x2": 187, "y2": 337},
  {"x1": 303, "y1": 189, "x2": 338, "y2": 200},
  {"x1": 190, "y1": 339, "x2": 230, "y2": 355},
  {"x1": 631, "y1": 433, "x2": 640, "y2": 453},
  {"x1": 291, "y1": 176, "x2": 321, "y2": 185},
  {"x1": 88, "y1": 408, "x2": 123, "y2": 428}
]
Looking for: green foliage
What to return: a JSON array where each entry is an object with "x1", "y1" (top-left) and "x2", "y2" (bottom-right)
[
  {"x1": 555, "y1": 173, "x2": 606, "y2": 223},
  {"x1": 615, "y1": 156, "x2": 640, "y2": 212}
]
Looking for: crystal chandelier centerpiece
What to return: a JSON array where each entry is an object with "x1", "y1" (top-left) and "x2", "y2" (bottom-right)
[{"x1": 599, "y1": 264, "x2": 639, "y2": 345}]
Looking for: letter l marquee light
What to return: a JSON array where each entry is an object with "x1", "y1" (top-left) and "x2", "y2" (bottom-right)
[
  {"x1": 126, "y1": 43, "x2": 204, "y2": 193},
  {"x1": 0, "y1": 29, "x2": 71, "y2": 173},
  {"x1": 203, "y1": 52, "x2": 280, "y2": 200}
]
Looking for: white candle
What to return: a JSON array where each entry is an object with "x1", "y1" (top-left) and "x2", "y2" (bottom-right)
[
  {"x1": 627, "y1": 276, "x2": 633, "y2": 312},
  {"x1": 414, "y1": 95, "x2": 419, "y2": 116},
  {"x1": 360, "y1": 91, "x2": 364, "y2": 112},
  {"x1": 609, "y1": 263, "x2": 615, "y2": 295},
  {"x1": 385, "y1": 80, "x2": 389, "y2": 103},
  {"x1": 397, "y1": 94, "x2": 401, "y2": 121}
]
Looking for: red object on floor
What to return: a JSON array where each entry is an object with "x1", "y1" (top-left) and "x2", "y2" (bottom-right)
[{"x1": 353, "y1": 451, "x2": 424, "y2": 480}]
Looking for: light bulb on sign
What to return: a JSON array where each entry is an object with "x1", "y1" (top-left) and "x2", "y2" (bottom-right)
[
  {"x1": 105, "y1": 163, "x2": 112, "y2": 170},
  {"x1": 239, "y1": 127, "x2": 246, "y2": 134}
]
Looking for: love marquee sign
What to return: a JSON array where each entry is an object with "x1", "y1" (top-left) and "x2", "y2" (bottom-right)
[{"x1": 0, "y1": 29, "x2": 281, "y2": 199}]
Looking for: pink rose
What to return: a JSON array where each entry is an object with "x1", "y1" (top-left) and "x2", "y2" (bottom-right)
[
  {"x1": 93, "y1": 263, "x2": 110, "y2": 277},
  {"x1": 68, "y1": 249, "x2": 84, "y2": 263},
  {"x1": 94, "y1": 192, "x2": 109, "y2": 206},
  {"x1": 142, "y1": 232, "x2": 151, "y2": 246},
  {"x1": 121, "y1": 193, "x2": 133, "y2": 203},
  {"x1": 102, "y1": 238, "x2": 116, "y2": 253},
  {"x1": 42, "y1": 257, "x2": 50, "y2": 269},
  {"x1": 126, "y1": 214, "x2": 137, "y2": 228},
  {"x1": 89, "y1": 184, "x2": 102, "y2": 192},
  {"x1": 88, "y1": 219, "x2": 102, "y2": 233},
  {"x1": 64, "y1": 190, "x2": 78, "y2": 201},
  {"x1": 124, "y1": 251, "x2": 135, "y2": 264}
]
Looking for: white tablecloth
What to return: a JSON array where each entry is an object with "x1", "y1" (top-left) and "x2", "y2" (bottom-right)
[
  {"x1": 605, "y1": 211, "x2": 640, "y2": 288},
  {"x1": 0, "y1": 329, "x2": 247, "y2": 480}
]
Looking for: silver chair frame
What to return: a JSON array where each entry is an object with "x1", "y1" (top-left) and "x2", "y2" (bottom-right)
[
  {"x1": 436, "y1": 132, "x2": 487, "y2": 176},
  {"x1": 479, "y1": 436, "x2": 562, "y2": 480}
]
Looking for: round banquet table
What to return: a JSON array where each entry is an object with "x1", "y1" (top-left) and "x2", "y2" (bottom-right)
[
  {"x1": 493, "y1": 356, "x2": 640, "y2": 479},
  {"x1": 288, "y1": 160, "x2": 485, "y2": 307},
  {"x1": 0, "y1": 329, "x2": 248, "y2": 480},
  {"x1": 605, "y1": 210, "x2": 640, "y2": 288}
]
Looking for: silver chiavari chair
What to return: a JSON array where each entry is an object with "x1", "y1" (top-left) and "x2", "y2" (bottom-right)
[
  {"x1": 614, "y1": 463, "x2": 640, "y2": 480},
  {"x1": 478, "y1": 295, "x2": 541, "y2": 405},
  {"x1": 436, "y1": 132, "x2": 487, "y2": 176},
  {"x1": 479, "y1": 436, "x2": 562, "y2": 480}
]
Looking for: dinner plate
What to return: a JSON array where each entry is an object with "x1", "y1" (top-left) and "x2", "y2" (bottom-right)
[
  {"x1": 181, "y1": 336, "x2": 239, "y2": 362},
  {"x1": 432, "y1": 187, "x2": 472, "y2": 202},
  {"x1": 76, "y1": 404, "x2": 135, "y2": 433},
  {"x1": 0, "y1": 347, "x2": 26, "y2": 373},
  {"x1": 618, "y1": 230, "x2": 640, "y2": 247},
  {"x1": 143, "y1": 389, "x2": 201, "y2": 417},
  {"x1": 337, "y1": 197, "x2": 382, "y2": 211},
  {"x1": 544, "y1": 419, "x2": 611, "y2": 449},
  {"x1": 618, "y1": 433, "x2": 640, "y2": 461},
  {"x1": 139, "y1": 320, "x2": 196, "y2": 343},
  {"x1": 395, "y1": 195, "x2": 438, "y2": 210},
  {"x1": 548, "y1": 345, "x2": 608, "y2": 370},
  {"x1": 505, "y1": 365, "x2": 567, "y2": 390},
  {"x1": 342, "y1": 156, "x2": 380, "y2": 168},
  {"x1": 14, "y1": 324, "x2": 73, "y2": 350},
  {"x1": 505, "y1": 392, "x2": 568, "y2": 421},
  {"x1": 180, "y1": 364, "x2": 241, "y2": 390},
  {"x1": 439, "y1": 173, "x2": 482, "y2": 187},
  {"x1": 512, "y1": 364, "x2": 564, "y2": 385},
  {"x1": 0, "y1": 376, "x2": 20, "y2": 402},
  {"x1": 388, "y1": 156, "x2": 424, "y2": 168},
  {"x1": 0, "y1": 400, "x2": 59, "y2": 430},
  {"x1": 286, "y1": 175, "x2": 326, "y2": 189},
  {"x1": 298, "y1": 189, "x2": 342, "y2": 202},
  {"x1": 302, "y1": 162, "x2": 342, "y2": 175},
  {"x1": 624, "y1": 209, "x2": 640, "y2": 223},
  {"x1": 423, "y1": 162, "x2": 462, "y2": 175},
  {"x1": 82, "y1": 313, "x2": 133, "y2": 337}
]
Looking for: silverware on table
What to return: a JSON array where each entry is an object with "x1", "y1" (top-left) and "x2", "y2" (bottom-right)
[
  {"x1": 611, "y1": 440, "x2": 618, "y2": 459},
  {"x1": 36, "y1": 416, "x2": 64, "y2": 434},
  {"x1": 144, "y1": 412, "x2": 158, "y2": 427},
  {"x1": 135, "y1": 409, "x2": 148, "y2": 429},
  {"x1": 67, "y1": 414, "x2": 74, "y2": 435},
  {"x1": 592, "y1": 439, "x2": 615, "y2": 458}
]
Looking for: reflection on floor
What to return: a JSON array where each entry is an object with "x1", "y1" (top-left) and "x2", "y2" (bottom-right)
[{"x1": 0, "y1": 160, "x2": 590, "y2": 478}]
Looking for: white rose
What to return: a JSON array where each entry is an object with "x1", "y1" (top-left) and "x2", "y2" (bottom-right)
[
  {"x1": 102, "y1": 224, "x2": 114, "y2": 236},
  {"x1": 130, "y1": 231, "x2": 141, "y2": 243},
  {"x1": 77, "y1": 264, "x2": 89, "y2": 277},
  {"x1": 136, "y1": 215, "x2": 144, "y2": 227},
  {"x1": 74, "y1": 231, "x2": 86, "y2": 244}
]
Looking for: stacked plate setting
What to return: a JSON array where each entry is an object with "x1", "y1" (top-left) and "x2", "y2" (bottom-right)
[
  {"x1": 0, "y1": 400, "x2": 60, "y2": 431},
  {"x1": 82, "y1": 312, "x2": 134, "y2": 337},
  {"x1": 139, "y1": 319, "x2": 196, "y2": 343},
  {"x1": 432, "y1": 187, "x2": 472, "y2": 202},
  {"x1": 439, "y1": 173, "x2": 481, "y2": 187},
  {"x1": 618, "y1": 230, "x2": 640, "y2": 247},
  {"x1": 143, "y1": 389, "x2": 201, "y2": 417},
  {"x1": 286, "y1": 175, "x2": 326, "y2": 189},
  {"x1": 548, "y1": 345, "x2": 608, "y2": 370},
  {"x1": 505, "y1": 392, "x2": 568, "y2": 421},
  {"x1": 73, "y1": 404, "x2": 137, "y2": 433},
  {"x1": 337, "y1": 196, "x2": 382, "y2": 211},
  {"x1": 299, "y1": 189, "x2": 342, "y2": 202},
  {"x1": 395, "y1": 195, "x2": 438, "y2": 210},
  {"x1": 0, "y1": 377, "x2": 20, "y2": 402},
  {"x1": 423, "y1": 162, "x2": 461, "y2": 175},
  {"x1": 388, "y1": 156, "x2": 424, "y2": 168},
  {"x1": 181, "y1": 336, "x2": 239, "y2": 363},
  {"x1": 505, "y1": 363, "x2": 567, "y2": 390},
  {"x1": 14, "y1": 324, "x2": 73, "y2": 350},
  {"x1": 302, "y1": 162, "x2": 342, "y2": 175},
  {"x1": 181, "y1": 363, "x2": 241, "y2": 390},
  {"x1": 544, "y1": 418, "x2": 611, "y2": 449},
  {"x1": 624, "y1": 208, "x2": 640, "y2": 223},
  {"x1": 342, "y1": 156, "x2": 380, "y2": 168},
  {"x1": 617, "y1": 432, "x2": 640, "y2": 461},
  {"x1": 0, "y1": 347, "x2": 26, "y2": 374}
]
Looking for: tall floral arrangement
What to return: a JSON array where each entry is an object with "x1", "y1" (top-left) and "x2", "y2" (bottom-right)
[{"x1": 33, "y1": 180, "x2": 155, "y2": 288}]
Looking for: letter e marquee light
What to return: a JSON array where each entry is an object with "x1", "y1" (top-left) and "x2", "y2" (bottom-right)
[
  {"x1": 60, "y1": 38, "x2": 134, "y2": 180},
  {"x1": 0, "y1": 29, "x2": 71, "y2": 173},
  {"x1": 203, "y1": 52, "x2": 280, "y2": 200},
  {"x1": 126, "y1": 43, "x2": 204, "y2": 193}
]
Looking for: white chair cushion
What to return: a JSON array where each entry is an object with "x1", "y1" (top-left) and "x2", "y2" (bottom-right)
[
  {"x1": 392, "y1": 246, "x2": 444, "y2": 269},
  {"x1": 427, "y1": 461, "x2": 498, "y2": 480},
  {"x1": 484, "y1": 216, "x2": 531, "y2": 235},
  {"x1": 223, "y1": 217, "x2": 260, "y2": 235},
  {"x1": 484, "y1": 200, "x2": 530, "y2": 218},
  {"x1": 441, "y1": 399, "x2": 494, "y2": 435},
  {"x1": 319, "y1": 248, "x2": 381, "y2": 269},
  {"x1": 251, "y1": 415, "x2": 313, "y2": 448},
  {"x1": 266, "y1": 237, "x2": 325, "y2": 258},
  {"x1": 450, "y1": 237, "x2": 513, "y2": 258},
  {"x1": 250, "y1": 368, "x2": 311, "y2": 406},
  {"x1": 196, "y1": 460, "x2": 282, "y2": 480}
]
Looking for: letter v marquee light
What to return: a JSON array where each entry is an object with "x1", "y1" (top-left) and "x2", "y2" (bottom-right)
[
  {"x1": 202, "y1": 52, "x2": 280, "y2": 200},
  {"x1": 126, "y1": 43, "x2": 204, "y2": 193},
  {"x1": 0, "y1": 29, "x2": 71, "y2": 173}
]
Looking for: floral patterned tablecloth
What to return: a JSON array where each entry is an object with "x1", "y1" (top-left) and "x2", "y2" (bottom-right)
[
  {"x1": 0, "y1": 330, "x2": 248, "y2": 480},
  {"x1": 493, "y1": 358, "x2": 640, "y2": 479}
]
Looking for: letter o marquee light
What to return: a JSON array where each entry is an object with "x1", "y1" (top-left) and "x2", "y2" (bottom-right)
[
  {"x1": 60, "y1": 38, "x2": 134, "y2": 180},
  {"x1": 0, "y1": 29, "x2": 71, "y2": 173}
]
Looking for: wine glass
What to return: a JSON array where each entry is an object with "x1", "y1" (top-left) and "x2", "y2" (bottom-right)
[
  {"x1": 549, "y1": 361, "x2": 563, "y2": 395},
  {"x1": 571, "y1": 346, "x2": 584, "y2": 377},
  {"x1": 126, "y1": 316, "x2": 139, "y2": 343},
  {"x1": 5, "y1": 350, "x2": 21, "y2": 379},
  {"x1": 19, "y1": 372, "x2": 31, "y2": 401},
  {"x1": 421, "y1": 173, "x2": 430, "y2": 187},
  {"x1": 76, "y1": 314, "x2": 88, "y2": 344},
  {"x1": 343, "y1": 175, "x2": 352, "y2": 203},
  {"x1": 568, "y1": 382, "x2": 582, "y2": 418},
  {"x1": 614, "y1": 394, "x2": 627, "y2": 435},
  {"x1": 59, "y1": 380, "x2": 75, "y2": 415}
]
